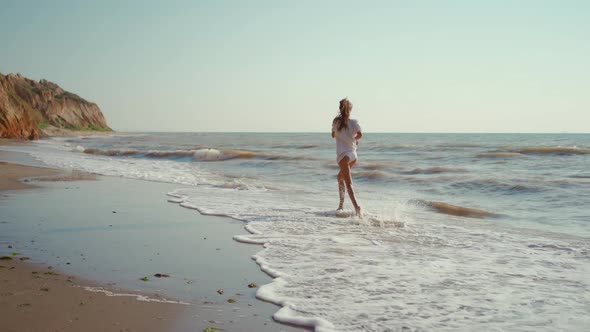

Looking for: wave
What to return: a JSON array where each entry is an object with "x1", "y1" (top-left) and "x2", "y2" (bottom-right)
[
  {"x1": 476, "y1": 147, "x2": 590, "y2": 157},
  {"x1": 198, "y1": 149, "x2": 311, "y2": 161},
  {"x1": 79, "y1": 147, "x2": 195, "y2": 159},
  {"x1": 76, "y1": 146, "x2": 310, "y2": 162},
  {"x1": 145, "y1": 150, "x2": 196, "y2": 158},
  {"x1": 299, "y1": 144, "x2": 319, "y2": 149},
  {"x1": 436, "y1": 143, "x2": 482, "y2": 148},
  {"x1": 514, "y1": 146, "x2": 590, "y2": 155},
  {"x1": 476, "y1": 152, "x2": 527, "y2": 158},
  {"x1": 410, "y1": 199, "x2": 499, "y2": 219},
  {"x1": 527, "y1": 244, "x2": 575, "y2": 252},
  {"x1": 367, "y1": 144, "x2": 421, "y2": 151},
  {"x1": 401, "y1": 166, "x2": 467, "y2": 175},
  {"x1": 271, "y1": 144, "x2": 320, "y2": 149},
  {"x1": 79, "y1": 147, "x2": 140, "y2": 157},
  {"x1": 360, "y1": 161, "x2": 413, "y2": 171},
  {"x1": 353, "y1": 170, "x2": 389, "y2": 181},
  {"x1": 450, "y1": 179, "x2": 543, "y2": 194},
  {"x1": 194, "y1": 148, "x2": 265, "y2": 161}
]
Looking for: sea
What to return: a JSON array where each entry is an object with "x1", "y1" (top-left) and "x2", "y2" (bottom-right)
[{"x1": 3, "y1": 132, "x2": 589, "y2": 331}]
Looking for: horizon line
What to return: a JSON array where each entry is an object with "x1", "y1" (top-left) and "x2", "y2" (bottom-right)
[{"x1": 111, "y1": 130, "x2": 590, "y2": 135}]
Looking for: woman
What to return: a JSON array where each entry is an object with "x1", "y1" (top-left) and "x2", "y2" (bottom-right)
[{"x1": 332, "y1": 98, "x2": 363, "y2": 217}]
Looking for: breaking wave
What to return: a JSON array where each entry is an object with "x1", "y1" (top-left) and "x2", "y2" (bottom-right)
[{"x1": 76, "y1": 146, "x2": 310, "y2": 162}]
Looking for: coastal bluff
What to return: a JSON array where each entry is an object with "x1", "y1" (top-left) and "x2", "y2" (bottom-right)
[{"x1": 0, "y1": 73, "x2": 111, "y2": 139}]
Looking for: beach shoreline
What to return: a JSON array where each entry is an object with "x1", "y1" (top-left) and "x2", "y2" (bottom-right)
[
  {"x1": 0, "y1": 160, "x2": 190, "y2": 332},
  {"x1": 0, "y1": 147, "x2": 303, "y2": 332}
]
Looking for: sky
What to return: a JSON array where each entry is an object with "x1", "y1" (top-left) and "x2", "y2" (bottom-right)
[{"x1": 1, "y1": 0, "x2": 589, "y2": 133}]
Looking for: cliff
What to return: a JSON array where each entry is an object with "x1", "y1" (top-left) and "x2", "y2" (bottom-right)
[{"x1": 0, "y1": 73, "x2": 111, "y2": 140}]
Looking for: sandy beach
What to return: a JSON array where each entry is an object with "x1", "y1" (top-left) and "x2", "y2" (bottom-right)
[
  {"x1": 0, "y1": 160, "x2": 188, "y2": 332},
  {"x1": 0, "y1": 258, "x2": 186, "y2": 332},
  {"x1": 0, "y1": 148, "x2": 302, "y2": 332}
]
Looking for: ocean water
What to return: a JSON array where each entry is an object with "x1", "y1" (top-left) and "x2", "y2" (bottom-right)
[{"x1": 3, "y1": 133, "x2": 589, "y2": 331}]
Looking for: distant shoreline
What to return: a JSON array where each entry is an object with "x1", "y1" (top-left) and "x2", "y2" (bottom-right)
[{"x1": 39, "y1": 124, "x2": 115, "y2": 138}]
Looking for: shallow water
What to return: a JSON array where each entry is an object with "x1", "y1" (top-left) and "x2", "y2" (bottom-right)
[{"x1": 2, "y1": 133, "x2": 589, "y2": 331}]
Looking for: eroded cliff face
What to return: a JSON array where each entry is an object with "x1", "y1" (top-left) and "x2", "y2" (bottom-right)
[{"x1": 0, "y1": 73, "x2": 111, "y2": 140}]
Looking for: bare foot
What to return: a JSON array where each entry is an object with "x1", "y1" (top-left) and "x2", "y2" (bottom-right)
[{"x1": 355, "y1": 206, "x2": 363, "y2": 219}]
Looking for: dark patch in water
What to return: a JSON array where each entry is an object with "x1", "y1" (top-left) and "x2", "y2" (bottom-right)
[
  {"x1": 297, "y1": 144, "x2": 319, "y2": 149},
  {"x1": 509, "y1": 184, "x2": 535, "y2": 192},
  {"x1": 271, "y1": 144, "x2": 319, "y2": 149},
  {"x1": 450, "y1": 179, "x2": 542, "y2": 194},
  {"x1": 354, "y1": 170, "x2": 389, "y2": 181},
  {"x1": 410, "y1": 199, "x2": 499, "y2": 219},
  {"x1": 515, "y1": 147, "x2": 590, "y2": 155},
  {"x1": 478, "y1": 146, "x2": 590, "y2": 158},
  {"x1": 145, "y1": 150, "x2": 195, "y2": 158},
  {"x1": 82, "y1": 148, "x2": 141, "y2": 157},
  {"x1": 401, "y1": 167, "x2": 466, "y2": 175},
  {"x1": 436, "y1": 143, "x2": 482, "y2": 148},
  {"x1": 360, "y1": 163, "x2": 390, "y2": 171},
  {"x1": 368, "y1": 144, "x2": 421, "y2": 152},
  {"x1": 476, "y1": 152, "x2": 527, "y2": 158}
]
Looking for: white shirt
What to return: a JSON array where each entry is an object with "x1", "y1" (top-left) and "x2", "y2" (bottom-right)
[{"x1": 332, "y1": 118, "x2": 361, "y2": 157}]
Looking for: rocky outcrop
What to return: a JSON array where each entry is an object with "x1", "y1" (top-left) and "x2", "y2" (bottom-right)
[{"x1": 0, "y1": 73, "x2": 111, "y2": 140}]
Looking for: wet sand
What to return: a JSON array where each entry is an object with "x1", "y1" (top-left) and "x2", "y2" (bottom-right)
[
  {"x1": 0, "y1": 148, "x2": 303, "y2": 332},
  {"x1": 0, "y1": 259, "x2": 187, "y2": 332},
  {"x1": 0, "y1": 160, "x2": 188, "y2": 332},
  {"x1": 0, "y1": 161, "x2": 60, "y2": 190}
]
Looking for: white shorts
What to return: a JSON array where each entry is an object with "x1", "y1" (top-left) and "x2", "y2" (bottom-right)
[{"x1": 337, "y1": 151, "x2": 357, "y2": 164}]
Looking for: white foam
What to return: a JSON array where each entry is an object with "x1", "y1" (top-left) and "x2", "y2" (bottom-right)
[
  {"x1": 7, "y1": 139, "x2": 221, "y2": 187},
  {"x1": 168, "y1": 186, "x2": 590, "y2": 331},
  {"x1": 193, "y1": 148, "x2": 223, "y2": 161},
  {"x1": 273, "y1": 306, "x2": 336, "y2": 332}
]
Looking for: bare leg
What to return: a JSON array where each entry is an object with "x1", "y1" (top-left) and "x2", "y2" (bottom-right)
[
  {"x1": 338, "y1": 157, "x2": 362, "y2": 217},
  {"x1": 337, "y1": 170, "x2": 345, "y2": 210}
]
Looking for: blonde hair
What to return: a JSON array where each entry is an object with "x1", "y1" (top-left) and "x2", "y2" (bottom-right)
[{"x1": 334, "y1": 98, "x2": 353, "y2": 131}]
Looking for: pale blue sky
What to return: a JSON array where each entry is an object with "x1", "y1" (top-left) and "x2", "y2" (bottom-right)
[{"x1": 1, "y1": 1, "x2": 589, "y2": 132}]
